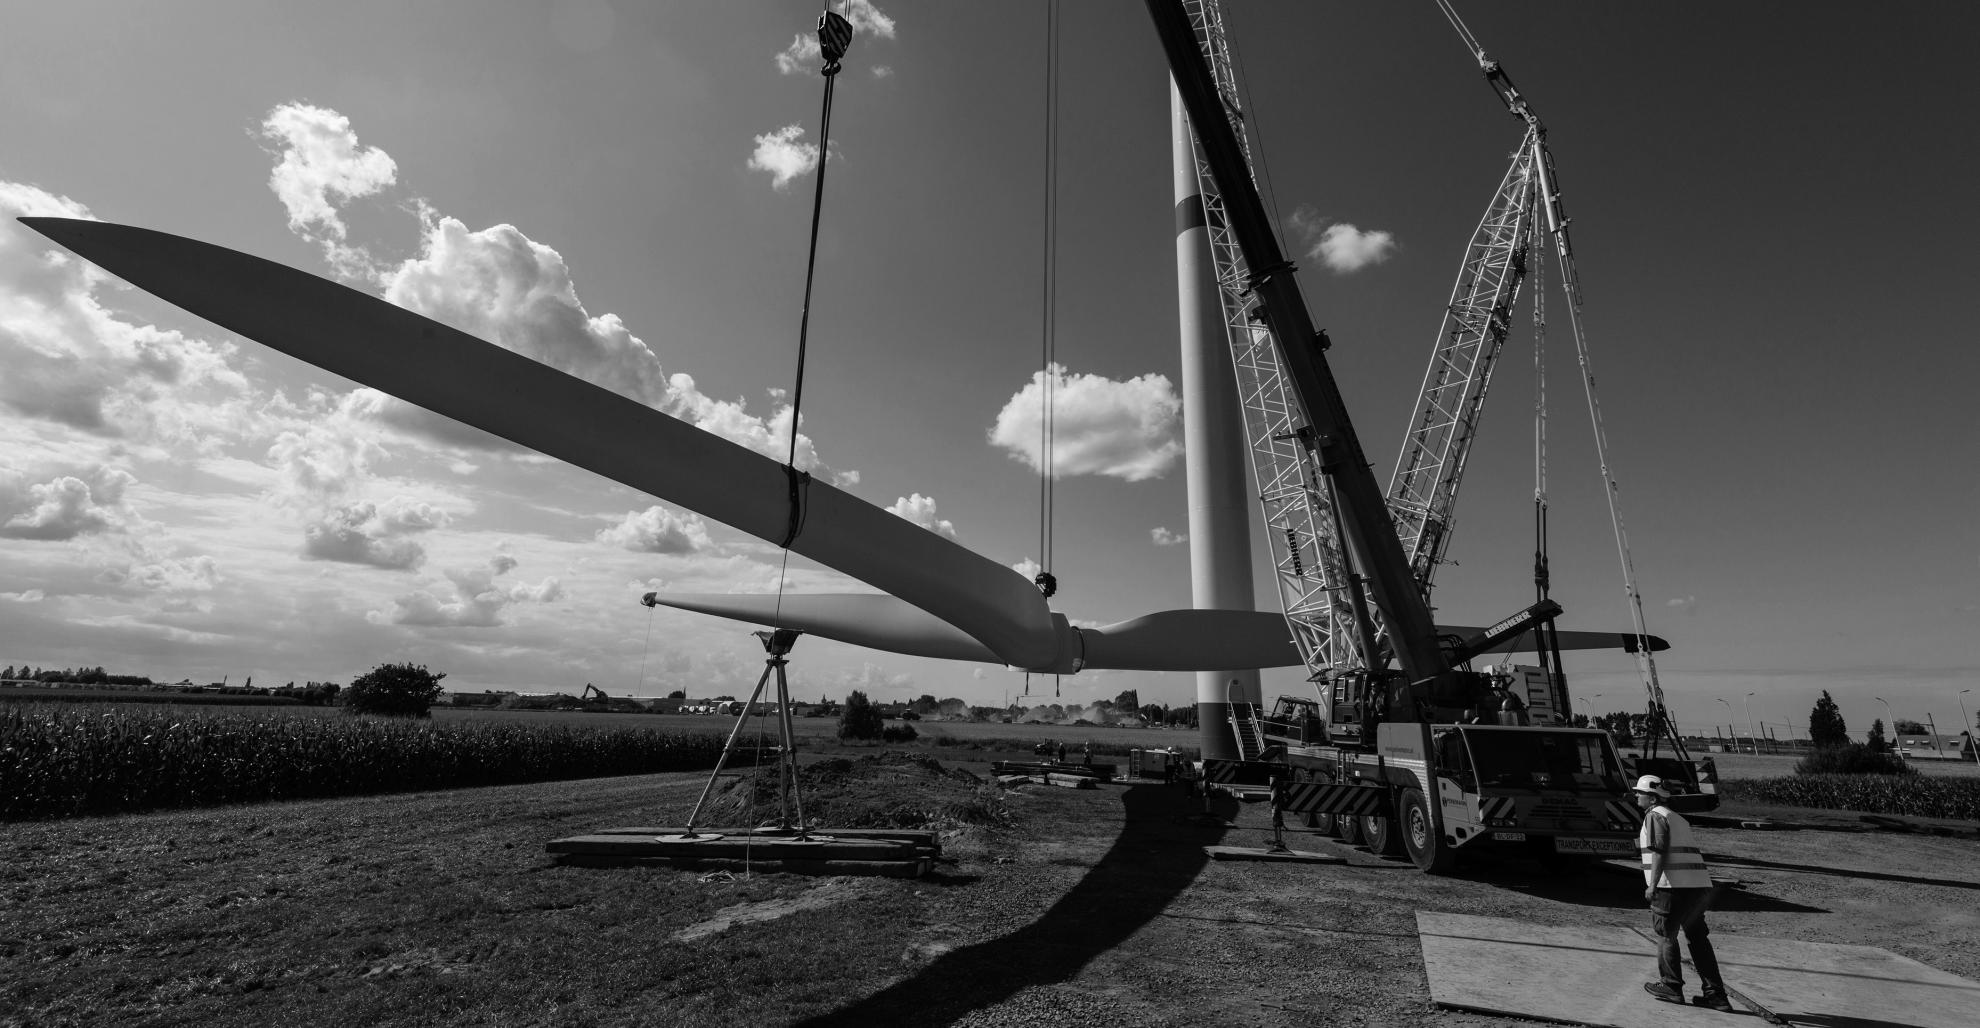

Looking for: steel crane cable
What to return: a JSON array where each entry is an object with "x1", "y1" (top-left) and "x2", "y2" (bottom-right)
[
  {"x1": 769, "y1": 7, "x2": 853, "y2": 635},
  {"x1": 1035, "y1": 0, "x2": 1060, "y2": 604},
  {"x1": 1027, "y1": 0, "x2": 1063, "y2": 700}
]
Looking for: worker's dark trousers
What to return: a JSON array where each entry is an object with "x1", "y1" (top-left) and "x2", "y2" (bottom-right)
[{"x1": 1651, "y1": 886, "x2": 1724, "y2": 996}]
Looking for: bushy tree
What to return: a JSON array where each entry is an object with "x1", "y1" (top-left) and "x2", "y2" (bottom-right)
[
  {"x1": 1593, "y1": 711, "x2": 1636, "y2": 747},
  {"x1": 838, "y1": 689, "x2": 884, "y2": 740},
  {"x1": 1867, "y1": 718, "x2": 1889, "y2": 753},
  {"x1": 1808, "y1": 690, "x2": 1848, "y2": 747},
  {"x1": 1795, "y1": 742, "x2": 1912, "y2": 776},
  {"x1": 1894, "y1": 719, "x2": 1926, "y2": 736},
  {"x1": 343, "y1": 662, "x2": 445, "y2": 717},
  {"x1": 1113, "y1": 689, "x2": 1140, "y2": 713}
]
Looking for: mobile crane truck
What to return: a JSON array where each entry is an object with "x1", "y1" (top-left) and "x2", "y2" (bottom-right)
[{"x1": 1150, "y1": 0, "x2": 1662, "y2": 874}]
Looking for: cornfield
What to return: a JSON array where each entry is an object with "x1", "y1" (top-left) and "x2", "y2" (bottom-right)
[
  {"x1": 0, "y1": 703, "x2": 737, "y2": 821},
  {"x1": 1720, "y1": 773, "x2": 1980, "y2": 820}
]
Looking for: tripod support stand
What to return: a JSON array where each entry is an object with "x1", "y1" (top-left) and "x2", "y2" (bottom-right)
[{"x1": 682, "y1": 628, "x2": 810, "y2": 838}]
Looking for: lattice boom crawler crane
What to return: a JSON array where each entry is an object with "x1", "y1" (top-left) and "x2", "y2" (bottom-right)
[{"x1": 1156, "y1": 0, "x2": 1684, "y2": 874}]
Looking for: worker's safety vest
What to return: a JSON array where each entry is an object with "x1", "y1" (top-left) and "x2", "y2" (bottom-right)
[{"x1": 1638, "y1": 807, "x2": 1712, "y2": 889}]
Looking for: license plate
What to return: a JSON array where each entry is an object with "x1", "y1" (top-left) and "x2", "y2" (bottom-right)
[
  {"x1": 1553, "y1": 836, "x2": 1635, "y2": 855},
  {"x1": 1491, "y1": 832, "x2": 1526, "y2": 842}
]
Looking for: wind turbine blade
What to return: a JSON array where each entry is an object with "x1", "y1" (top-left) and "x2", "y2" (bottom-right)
[
  {"x1": 651, "y1": 592, "x2": 1311, "y2": 671},
  {"x1": 20, "y1": 217, "x2": 1059, "y2": 668},
  {"x1": 654, "y1": 593, "x2": 1003, "y2": 664}
]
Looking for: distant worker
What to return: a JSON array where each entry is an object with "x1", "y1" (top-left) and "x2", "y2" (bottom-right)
[
  {"x1": 1055, "y1": 742, "x2": 1067, "y2": 765},
  {"x1": 1081, "y1": 740, "x2": 1092, "y2": 767},
  {"x1": 1634, "y1": 774, "x2": 1732, "y2": 1012}
]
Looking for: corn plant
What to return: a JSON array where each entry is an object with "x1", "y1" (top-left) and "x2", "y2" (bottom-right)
[{"x1": 1, "y1": 703, "x2": 736, "y2": 821}]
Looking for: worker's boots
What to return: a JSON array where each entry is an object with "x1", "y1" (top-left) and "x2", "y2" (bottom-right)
[
  {"x1": 1643, "y1": 982, "x2": 1684, "y2": 1004},
  {"x1": 1691, "y1": 992, "x2": 1734, "y2": 1013}
]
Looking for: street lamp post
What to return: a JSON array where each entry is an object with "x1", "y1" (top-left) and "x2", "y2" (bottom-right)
[
  {"x1": 1715, "y1": 697, "x2": 1734, "y2": 752},
  {"x1": 1745, "y1": 692, "x2": 1760, "y2": 755},
  {"x1": 1961, "y1": 690, "x2": 1977, "y2": 766},
  {"x1": 1876, "y1": 696, "x2": 1893, "y2": 749}
]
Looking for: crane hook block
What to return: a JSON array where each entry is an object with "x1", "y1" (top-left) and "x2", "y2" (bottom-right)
[
  {"x1": 1033, "y1": 571, "x2": 1058, "y2": 599},
  {"x1": 818, "y1": 10, "x2": 853, "y2": 66}
]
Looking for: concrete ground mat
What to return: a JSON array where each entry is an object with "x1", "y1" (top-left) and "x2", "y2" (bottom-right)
[{"x1": 1417, "y1": 911, "x2": 1980, "y2": 1028}]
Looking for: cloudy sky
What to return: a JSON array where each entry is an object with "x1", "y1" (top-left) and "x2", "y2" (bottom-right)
[{"x1": 2, "y1": 2, "x2": 1974, "y2": 739}]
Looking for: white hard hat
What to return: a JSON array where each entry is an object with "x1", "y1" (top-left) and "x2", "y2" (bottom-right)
[{"x1": 1632, "y1": 774, "x2": 1670, "y2": 799}]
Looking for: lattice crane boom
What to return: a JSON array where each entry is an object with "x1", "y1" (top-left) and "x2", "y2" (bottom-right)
[{"x1": 1177, "y1": 0, "x2": 1362, "y2": 677}]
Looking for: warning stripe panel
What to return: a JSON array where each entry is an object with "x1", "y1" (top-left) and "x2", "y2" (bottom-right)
[
  {"x1": 1479, "y1": 796, "x2": 1517, "y2": 822},
  {"x1": 1277, "y1": 781, "x2": 1392, "y2": 818},
  {"x1": 1203, "y1": 758, "x2": 1276, "y2": 785}
]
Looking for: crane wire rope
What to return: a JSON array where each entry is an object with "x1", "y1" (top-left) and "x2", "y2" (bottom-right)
[
  {"x1": 767, "y1": 7, "x2": 850, "y2": 630},
  {"x1": 1216, "y1": 3, "x2": 1291, "y2": 255},
  {"x1": 1038, "y1": 0, "x2": 1059, "y2": 593},
  {"x1": 1023, "y1": 0, "x2": 1063, "y2": 702},
  {"x1": 1436, "y1": 0, "x2": 1674, "y2": 749},
  {"x1": 713, "y1": 6, "x2": 854, "y2": 877}
]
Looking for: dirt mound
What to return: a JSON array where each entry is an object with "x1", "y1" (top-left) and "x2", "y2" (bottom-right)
[{"x1": 709, "y1": 750, "x2": 1004, "y2": 830}]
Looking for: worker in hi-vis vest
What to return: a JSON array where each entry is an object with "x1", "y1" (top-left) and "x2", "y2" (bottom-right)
[{"x1": 1634, "y1": 774, "x2": 1732, "y2": 1011}]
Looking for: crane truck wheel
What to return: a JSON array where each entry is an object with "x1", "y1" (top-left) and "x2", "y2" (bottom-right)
[
  {"x1": 1337, "y1": 812, "x2": 1365, "y2": 846},
  {"x1": 1307, "y1": 811, "x2": 1338, "y2": 836},
  {"x1": 1362, "y1": 814, "x2": 1404, "y2": 857},
  {"x1": 1400, "y1": 788, "x2": 1459, "y2": 874}
]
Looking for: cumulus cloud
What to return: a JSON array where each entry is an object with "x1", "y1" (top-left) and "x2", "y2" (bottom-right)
[
  {"x1": 597, "y1": 505, "x2": 711, "y2": 554},
  {"x1": 0, "y1": 590, "x2": 46, "y2": 603},
  {"x1": 988, "y1": 363, "x2": 1183, "y2": 482},
  {"x1": 838, "y1": 661, "x2": 912, "y2": 695},
  {"x1": 774, "y1": 35, "x2": 824, "y2": 75},
  {"x1": 377, "y1": 209, "x2": 842, "y2": 476},
  {"x1": 1287, "y1": 205, "x2": 1396, "y2": 273},
  {"x1": 886, "y1": 493, "x2": 957, "y2": 540},
  {"x1": 1151, "y1": 526, "x2": 1187, "y2": 547},
  {"x1": 843, "y1": 0, "x2": 898, "y2": 39},
  {"x1": 747, "y1": 125, "x2": 820, "y2": 190},
  {"x1": 119, "y1": 553, "x2": 220, "y2": 594},
  {"x1": 1667, "y1": 595, "x2": 1698, "y2": 614},
  {"x1": 258, "y1": 103, "x2": 398, "y2": 278},
  {"x1": 301, "y1": 498, "x2": 449, "y2": 570},
  {"x1": 0, "y1": 467, "x2": 135, "y2": 540},
  {"x1": 374, "y1": 555, "x2": 564, "y2": 628},
  {"x1": 0, "y1": 181, "x2": 249, "y2": 439}
]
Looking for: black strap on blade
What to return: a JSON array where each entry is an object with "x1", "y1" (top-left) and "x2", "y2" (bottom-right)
[{"x1": 780, "y1": 465, "x2": 812, "y2": 549}]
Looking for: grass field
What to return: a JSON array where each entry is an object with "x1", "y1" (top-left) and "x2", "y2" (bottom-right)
[{"x1": 5, "y1": 751, "x2": 1976, "y2": 1027}]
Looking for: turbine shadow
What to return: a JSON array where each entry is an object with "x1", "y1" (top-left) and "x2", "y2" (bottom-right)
[{"x1": 796, "y1": 783, "x2": 1225, "y2": 1026}]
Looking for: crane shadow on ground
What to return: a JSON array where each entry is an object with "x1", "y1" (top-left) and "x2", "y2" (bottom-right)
[
  {"x1": 1471, "y1": 856, "x2": 1828, "y2": 913},
  {"x1": 794, "y1": 782, "x2": 1224, "y2": 1027},
  {"x1": 1704, "y1": 852, "x2": 1980, "y2": 892}
]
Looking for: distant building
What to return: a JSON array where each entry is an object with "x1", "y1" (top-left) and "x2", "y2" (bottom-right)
[{"x1": 1895, "y1": 734, "x2": 1975, "y2": 761}]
